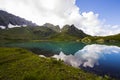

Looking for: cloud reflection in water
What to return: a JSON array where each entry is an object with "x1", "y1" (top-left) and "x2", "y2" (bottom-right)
[{"x1": 53, "y1": 44, "x2": 120, "y2": 68}]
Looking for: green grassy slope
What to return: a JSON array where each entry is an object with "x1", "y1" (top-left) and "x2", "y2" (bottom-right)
[
  {"x1": 0, "y1": 27, "x2": 34, "y2": 43},
  {"x1": 103, "y1": 34, "x2": 120, "y2": 42},
  {"x1": 50, "y1": 33, "x2": 81, "y2": 41},
  {"x1": 85, "y1": 34, "x2": 120, "y2": 43},
  {"x1": 0, "y1": 26, "x2": 58, "y2": 43},
  {"x1": 0, "y1": 47, "x2": 112, "y2": 80}
]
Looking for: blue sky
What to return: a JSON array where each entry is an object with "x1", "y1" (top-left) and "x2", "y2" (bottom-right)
[{"x1": 76, "y1": 0, "x2": 120, "y2": 25}]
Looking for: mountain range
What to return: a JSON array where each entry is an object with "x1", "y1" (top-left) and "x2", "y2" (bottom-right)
[
  {"x1": 0, "y1": 10, "x2": 119, "y2": 43},
  {"x1": 0, "y1": 23, "x2": 88, "y2": 42}
]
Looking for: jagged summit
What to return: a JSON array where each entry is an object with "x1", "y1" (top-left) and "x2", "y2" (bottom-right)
[
  {"x1": 43, "y1": 23, "x2": 60, "y2": 32},
  {"x1": 61, "y1": 24, "x2": 89, "y2": 38}
]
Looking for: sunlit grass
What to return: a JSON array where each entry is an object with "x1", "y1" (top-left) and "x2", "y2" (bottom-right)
[{"x1": 0, "y1": 47, "x2": 113, "y2": 80}]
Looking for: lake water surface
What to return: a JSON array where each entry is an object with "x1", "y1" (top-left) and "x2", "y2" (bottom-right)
[{"x1": 4, "y1": 42, "x2": 120, "y2": 79}]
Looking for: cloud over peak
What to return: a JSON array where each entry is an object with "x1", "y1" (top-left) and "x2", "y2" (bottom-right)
[{"x1": 0, "y1": 0, "x2": 120, "y2": 36}]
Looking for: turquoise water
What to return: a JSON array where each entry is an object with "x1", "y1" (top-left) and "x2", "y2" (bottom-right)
[
  {"x1": 4, "y1": 42, "x2": 120, "y2": 79},
  {"x1": 5, "y1": 42, "x2": 86, "y2": 55}
]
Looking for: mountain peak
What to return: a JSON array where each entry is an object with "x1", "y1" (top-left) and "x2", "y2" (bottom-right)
[
  {"x1": 61, "y1": 24, "x2": 89, "y2": 38},
  {"x1": 62, "y1": 24, "x2": 77, "y2": 31},
  {"x1": 43, "y1": 23, "x2": 60, "y2": 32}
]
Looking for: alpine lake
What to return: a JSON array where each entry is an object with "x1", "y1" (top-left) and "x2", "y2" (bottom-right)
[{"x1": 2, "y1": 41, "x2": 120, "y2": 79}]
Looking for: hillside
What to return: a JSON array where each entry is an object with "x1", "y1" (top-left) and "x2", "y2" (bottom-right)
[
  {"x1": 0, "y1": 26, "x2": 59, "y2": 42},
  {"x1": 61, "y1": 25, "x2": 89, "y2": 38},
  {"x1": 0, "y1": 47, "x2": 111, "y2": 80},
  {"x1": 84, "y1": 34, "x2": 120, "y2": 43},
  {"x1": 103, "y1": 34, "x2": 120, "y2": 42},
  {"x1": 43, "y1": 23, "x2": 60, "y2": 32},
  {"x1": 49, "y1": 25, "x2": 89, "y2": 41}
]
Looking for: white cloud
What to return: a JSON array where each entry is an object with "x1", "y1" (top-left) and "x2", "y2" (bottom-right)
[
  {"x1": 53, "y1": 44, "x2": 120, "y2": 68},
  {"x1": 8, "y1": 24, "x2": 22, "y2": 28},
  {"x1": 0, "y1": 0, "x2": 120, "y2": 36},
  {"x1": 0, "y1": 24, "x2": 27, "y2": 29},
  {"x1": 0, "y1": 26, "x2": 5, "y2": 29},
  {"x1": 53, "y1": 51, "x2": 82, "y2": 68}
]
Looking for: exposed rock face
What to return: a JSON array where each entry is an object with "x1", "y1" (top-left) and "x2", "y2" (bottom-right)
[
  {"x1": 43, "y1": 23, "x2": 60, "y2": 32},
  {"x1": 61, "y1": 24, "x2": 89, "y2": 38},
  {"x1": 0, "y1": 10, "x2": 37, "y2": 29}
]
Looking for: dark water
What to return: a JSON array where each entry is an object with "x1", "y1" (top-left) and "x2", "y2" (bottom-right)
[{"x1": 3, "y1": 42, "x2": 120, "y2": 79}]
